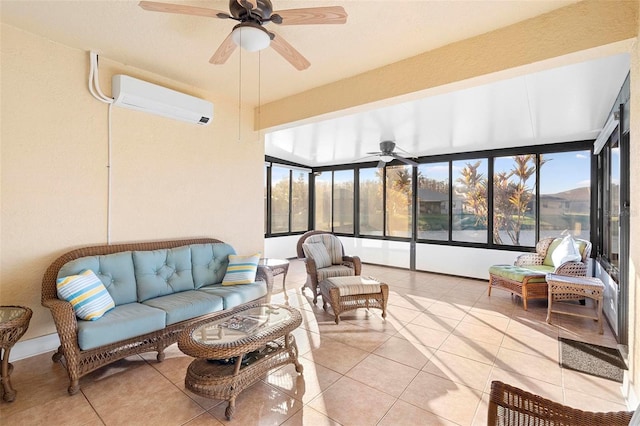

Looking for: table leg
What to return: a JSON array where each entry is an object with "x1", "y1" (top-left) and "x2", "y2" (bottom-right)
[
  {"x1": 546, "y1": 288, "x2": 553, "y2": 324},
  {"x1": 1, "y1": 347, "x2": 16, "y2": 402},
  {"x1": 225, "y1": 397, "x2": 236, "y2": 420},
  {"x1": 282, "y1": 270, "x2": 289, "y2": 302},
  {"x1": 597, "y1": 296, "x2": 604, "y2": 334}
]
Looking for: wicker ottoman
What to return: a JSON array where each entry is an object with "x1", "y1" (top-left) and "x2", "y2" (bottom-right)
[
  {"x1": 488, "y1": 265, "x2": 548, "y2": 311},
  {"x1": 319, "y1": 276, "x2": 388, "y2": 324}
]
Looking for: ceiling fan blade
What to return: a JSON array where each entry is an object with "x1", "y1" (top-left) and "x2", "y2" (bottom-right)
[
  {"x1": 138, "y1": 1, "x2": 226, "y2": 18},
  {"x1": 377, "y1": 160, "x2": 385, "y2": 169},
  {"x1": 209, "y1": 33, "x2": 238, "y2": 65},
  {"x1": 270, "y1": 33, "x2": 310, "y2": 70},
  {"x1": 276, "y1": 6, "x2": 348, "y2": 25},
  {"x1": 394, "y1": 155, "x2": 418, "y2": 167}
]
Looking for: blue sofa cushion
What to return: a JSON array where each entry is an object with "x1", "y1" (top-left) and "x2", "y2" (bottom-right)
[
  {"x1": 57, "y1": 251, "x2": 137, "y2": 305},
  {"x1": 198, "y1": 282, "x2": 267, "y2": 310},
  {"x1": 142, "y1": 290, "x2": 224, "y2": 325},
  {"x1": 77, "y1": 302, "x2": 166, "y2": 351},
  {"x1": 191, "y1": 243, "x2": 236, "y2": 288},
  {"x1": 133, "y1": 246, "x2": 195, "y2": 302}
]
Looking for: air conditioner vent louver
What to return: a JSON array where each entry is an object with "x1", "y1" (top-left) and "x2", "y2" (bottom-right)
[{"x1": 111, "y1": 75, "x2": 213, "y2": 125}]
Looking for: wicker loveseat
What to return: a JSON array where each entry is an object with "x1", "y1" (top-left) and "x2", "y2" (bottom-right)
[
  {"x1": 41, "y1": 238, "x2": 273, "y2": 395},
  {"x1": 489, "y1": 236, "x2": 591, "y2": 310}
]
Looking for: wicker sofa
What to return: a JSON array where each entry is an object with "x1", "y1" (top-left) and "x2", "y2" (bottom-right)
[{"x1": 41, "y1": 238, "x2": 273, "y2": 395}]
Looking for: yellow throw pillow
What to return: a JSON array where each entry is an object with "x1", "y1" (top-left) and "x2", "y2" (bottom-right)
[{"x1": 222, "y1": 253, "x2": 261, "y2": 285}]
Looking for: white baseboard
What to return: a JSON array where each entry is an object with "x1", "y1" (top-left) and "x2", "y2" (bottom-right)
[
  {"x1": 11, "y1": 333, "x2": 60, "y2": 362},
  {"x1": 623, "y1": 370, "x2": 640, "y2": 410}
]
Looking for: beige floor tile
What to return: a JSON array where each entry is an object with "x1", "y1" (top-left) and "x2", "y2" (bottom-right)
[
  {"x1": 562, "y1": 368, "x2": 626, "y2": 404},
  {"x1": 485, "y1": 367, "x2": 564, "y2": 402},
  {"x1": 426, "y1": 301, "x2": 470, "y2": 320},
  {"x1": 378, "y1": 399, "x2": 458, "y2": 426},
  {"x1": 82, "y1": 362, "x2": 205, "y2": 425},
  {"x1": 307, "y1": 376, "x2": 396, "y2": 425},
  {"x1": 301, "y1": 337, "x2": 369, "y2": 374},
  {"x1": 500, "y1": 332, "x2": 559, "y2": 362},
  {"x1": 183, "y1": 412, "x2": 226, "y2": 425},
  {"x1": 1, "y1": 390, "x2": 102, "y2": 426},
  {"x1": 400, "y1": 371, "x2": 482, "y2": 425},
  {"x1": 265, "y1": 357, "x2": 342, "y2": 404},
  {"x1": 563, "y1": 388, "x2": 629, "y2": 413},
  {"x1": 461, "y1": 310, "x2": 511, "y2": 331},
  {"x1": 384, "y1": 305, "x2": 423, "y2": 325},
  {"x1": 471, "y1": 392, "x2": 490, "y2": 426},
  {"x1": 343, "y1": 315, "x2": 403, "y2": 336},
  {"x1": 315, "y1": 321, "x2": 391, "y2": 352},
  {"x1": 423, "y1": 350, "x2": 493, "y2": 391},
  {"x1": 372, "y1": 335, "x2": 435, "y2": 370},
  {"x1": 409, "y1": 312, "x2": 460, "y2": 333},
  {"x1": 290, "y1": 327, "x2": 323, "y2": 357},
  {"x1": 395, "y1": 323, "x2": 450, "y2": 349},
  {"x1": 208, "y1": 380, "x2": 302, "y2": 424},
  {"x1": 345, "y1": 353, "x2": 419, "y2": 397},
  {"x1": 494, "y1": 347, "x2": 563, "y2": 386},
  {"x1": 438, "y1": 335, "x2": 501, "y2": 365},
  {"x1": 453, "y1": 321, "x2": 505, "y2": 346},
  {"x1": 280, "y1": 406, "x2": 342, "y2": 426},
  {"x1": 387, "y1": 290, "x2": 436, "y2": 312}
]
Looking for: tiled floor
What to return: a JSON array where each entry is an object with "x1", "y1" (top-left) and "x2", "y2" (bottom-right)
[{"x1": 1, "y1": 260, "x2": 629, "y2": 425}]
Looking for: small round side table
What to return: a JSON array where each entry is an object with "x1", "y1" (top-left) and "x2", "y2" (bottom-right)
[
  {"x1": 0, "y1": 305, "x2": 32, "y2": 402},
  {"x1": 259, "y1": 258, "x2": 290, "y2": 301}
]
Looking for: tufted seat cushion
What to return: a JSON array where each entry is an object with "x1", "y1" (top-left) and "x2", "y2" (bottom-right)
[
  {"x1": 317, "y1": 265, "x2": 355, "y2": 282},
  {"x1": 488, "y1": 265, "x2": 547, "y2": 283}
]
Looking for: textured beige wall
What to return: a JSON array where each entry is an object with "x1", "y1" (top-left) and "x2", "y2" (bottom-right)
[{"x1": 0, "y1": 24, "x2": 264, "y2": 339}]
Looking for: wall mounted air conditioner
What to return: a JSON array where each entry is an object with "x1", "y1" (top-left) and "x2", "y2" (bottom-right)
[{"x1": 111, "y1": 75, "x2": 213, "y2": 125}]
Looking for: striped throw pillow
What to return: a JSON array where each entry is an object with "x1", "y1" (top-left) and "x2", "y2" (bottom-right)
[
  {"x1": 222, "y1": 253, "x2": 261, "y2": 285},
  {"x1": 302, "y1": 242, "x2": 332, "y2": 269},
  {"x1": 56, "y1": 269, "x2": 115, "y2": 321}
]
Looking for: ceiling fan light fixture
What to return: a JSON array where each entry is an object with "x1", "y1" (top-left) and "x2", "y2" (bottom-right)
[
  {"x1": 379, "y1": 154, "x2": 394, "y2": 162},
  {"x1": 231, "y1": 23, "x2": 271, "y2": 52}
]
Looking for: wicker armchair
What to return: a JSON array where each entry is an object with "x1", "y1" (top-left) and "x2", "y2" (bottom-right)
[
  {"x1": 515, "y1": 236, "x2": 592, "y2": 277},
  {"x1": 296, "y1": 231, "x2": 361, "y2": 304},
  {"x1": 488, "y1": 381, "x2": 634, "y2": 425}
]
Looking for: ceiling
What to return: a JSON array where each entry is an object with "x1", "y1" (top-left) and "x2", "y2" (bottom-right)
[{"x1": 1, "y1": 1, "x2": 631, "y2": 167}]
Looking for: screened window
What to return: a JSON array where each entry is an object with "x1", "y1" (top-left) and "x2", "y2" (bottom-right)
[
  {"x1": 359, "y1": 168, "x2": 383, "y2": 236},
  {"x1": 386, "y1": 165, "x2": 413, "y2": 238},
  {"x1": 417, "y1": 162, "x2": 449, "y2": 240},
  {"x1": 270, "y1": 166, "x2": 290, "y2": 234},
  {"x1": 493, "y1": 155, "x2": 537, "y2": 246},
  {"x1": 333, "y1": 170, "x2": 354, "y2": 233},
  {"x1": 314, "y1": 171, "x2": 332, "y2": 232},
  {"x1": 604, "y1": 139, "x2": 621, "y2": 278},
  {"x1": 452, "y1": 159, "x2": 488, "y2": 243},
  {"x1": 291, "y1": 170, "x2": 309, "y2": 232},
  {"x1": 539, "y1": 150, "x2": 591, "y2": 240}
]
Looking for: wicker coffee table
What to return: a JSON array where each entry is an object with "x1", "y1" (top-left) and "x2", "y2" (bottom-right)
[
  {"x1": 178, "y1": 304, "x2": 303, "y2": 420},
  {"x1": 0, "y1": 306, "x2": 32, "y2": 402},
  {"x1": 546, "y1": 273, "x2": 605, "y2": 334}
]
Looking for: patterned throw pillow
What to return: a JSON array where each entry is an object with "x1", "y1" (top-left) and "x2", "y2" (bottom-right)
[
  {"x1": 56, "y1": 269, "x2": 115, "y2": 321},
  {"x1": 222, "y1": 253, "x2": 261, "y2": 285},
  {"x1": 302, "y1": 242, "x2": 332, "y2": 269}
]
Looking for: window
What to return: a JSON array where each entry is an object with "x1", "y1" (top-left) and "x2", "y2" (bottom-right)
[
  {"x1": 417, "y1": 162, "x2": 449, "y2": 240},
  {"x1": 359, "y1": 168, "x2": 383, "y2": 236},
  {"x1": 386, "y1": 165, "x2": 413, "y2": 238},
  {"x1": 333, "y1": 170, "x2": 354, "y2": 233},
  {"x1": 539, "y1": 150, "x2": 591, "y2": 240},
  {"x1": 452, "y1": 159, "x2": 488, "y2": 243},
  {"x1": 314, "y1": 171, "x2": 332, "y2": 232},
  {"x1": 291, "y1": 170, "x2": 309, "y2": 232},
  {"x1": 600, "y1": 136, "x2": 621, "y2": 280},
  {"x1": 270, "y1": 165, "x2": 290, "y2": 234},
  {"x1": 493, "y1": 155, "x2": 537, "y2": 246}
]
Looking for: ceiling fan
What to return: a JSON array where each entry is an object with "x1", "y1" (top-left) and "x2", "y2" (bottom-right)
[
  {"x1": 366, "y1": 141, "x2": 419, "y2": 168},
  {"x1": 138, "y1": 0, "x2": 347, "y2": 70}
]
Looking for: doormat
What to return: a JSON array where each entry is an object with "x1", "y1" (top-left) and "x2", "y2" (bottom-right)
[{"x1": 559, "y1": 338, "x2": 626, "y2": 383}]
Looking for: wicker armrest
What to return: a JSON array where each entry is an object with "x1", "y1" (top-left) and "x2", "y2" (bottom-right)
[
  {"x1": 489, "y1": 381, "x2": 634, "y2": 425},
  {"x1": 255, "y1": 265, "x2": 274, "y2": 295},
  {"x1": 554, "y1": 261, "x2": 588, "y2": 277},
  {"x1": 514, "y1": 253, "x2": 544, "y2": 266},
  {"x1": 342, "y1": 255, "x2": 362, "y2": 275}
]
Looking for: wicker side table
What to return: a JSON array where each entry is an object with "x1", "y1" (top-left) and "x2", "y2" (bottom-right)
[
  {"x1": 545, "y1": 274, "x2": 605, "y2": 334},
  {"x1": 259, "y1": 258, "x2": 290, "y2": 300},
  {"x1": 0, "y1": 305, "x2": 32, "y2": 402}
]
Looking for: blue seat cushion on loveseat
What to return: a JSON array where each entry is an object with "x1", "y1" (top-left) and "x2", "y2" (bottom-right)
[
  {"x1": 191, "y1": 243, "x2": 236, "y2": 288},
  {"x1": 198, "y1": 282, "x2": 267, "y2": 310},
  {"x1": 57, "y1": 251, "x2": 137, "y2": 305},
  {"x1": 133, "y1": 246, "x2": 195, "y2": 302},
  {"x1": 77, "y1": 302, "x2": 166, "y2": 351},
  {"x1": 142, "y1": 290, "x2": 224, "y2": 325}
]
